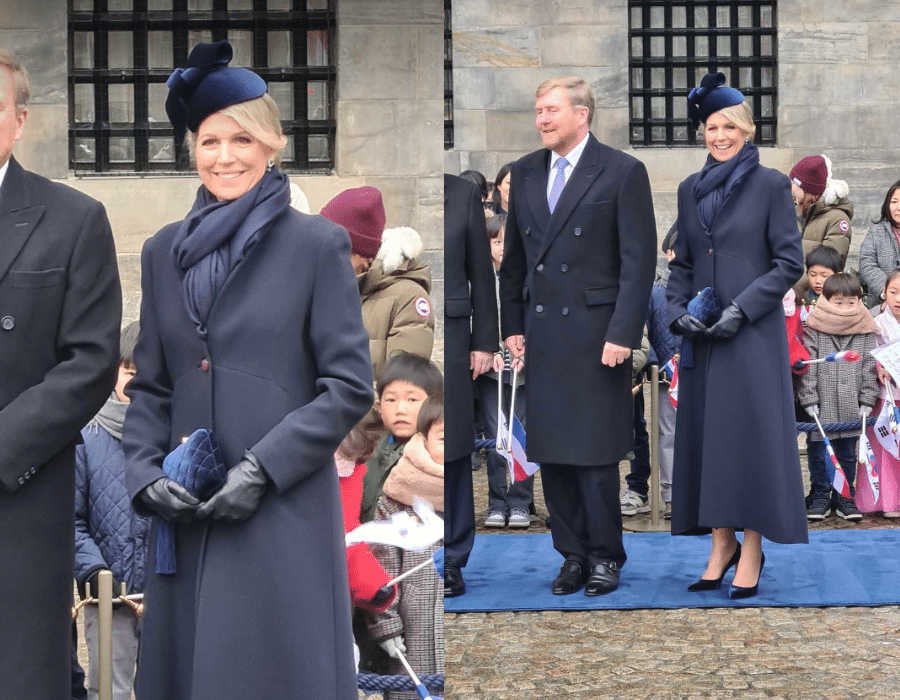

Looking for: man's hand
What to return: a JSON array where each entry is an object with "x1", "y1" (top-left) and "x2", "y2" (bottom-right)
[
  {"x1": 601, "y1": 342, "x2": 631, "y2": 367},
  {"x1": 470, "y1": 351, "x2": 493, "y2": 379},
  {"x1": 492, "y1": 352, "x2": 505, "y2": 374},
  {"x1": 504, "y1": 335, "x2": 525, "y2": 372}
]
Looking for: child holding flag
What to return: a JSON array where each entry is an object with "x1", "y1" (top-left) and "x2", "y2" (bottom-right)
[
  {"x1": 858, "y1": 269, "x2": 900, "y2": 517},
  {"x1": 799, "y1": 273, "x2": 879, "y2": 521}
]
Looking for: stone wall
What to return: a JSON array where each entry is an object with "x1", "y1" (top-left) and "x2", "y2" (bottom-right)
[
  {"x1": 447, "y1": 0, "x2": 900, "y2": 266},
  {"x1": 3, "y1": 0, "x2": 443, "y2": 347}
]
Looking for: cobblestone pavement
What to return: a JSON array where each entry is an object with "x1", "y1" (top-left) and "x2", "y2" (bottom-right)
[{"x1": 446, "y1": 444, "x2": 900, "y2": 699}]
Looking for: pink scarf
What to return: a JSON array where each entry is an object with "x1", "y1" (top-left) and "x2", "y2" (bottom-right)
[
  {"x1": 806, "y1": 295, "x2": 878, "y2": 336},
  {"x1": 382, "y1": 433, "x2": 443, "y2": 512}
]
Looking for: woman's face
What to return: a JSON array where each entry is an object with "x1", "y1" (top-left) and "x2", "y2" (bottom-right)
[
  {"x1": 498, "y1": 172, "x2": 511, "y2": 208},
  {"x1": 704, "y1": 112, "x2": 746, "y2": 163},
  {"x1": 890, "y1": 188, "x2": 900, "y2": 227},
  {"x1": 195, "y1": 112, "x2": 275, "y2": 202}
]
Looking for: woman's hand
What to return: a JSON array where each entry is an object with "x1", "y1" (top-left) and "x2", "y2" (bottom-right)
[
  {"x1": 137, "y1": 477, "x2": 201, "y2": 524},
  {"x1": 196, "y1": 453, "x2": 268, "y2": 521},
  {"x1": 705, "y1": 302, "x2": 745, "y2": 340},
  {"x1": 670, "y1": 314, "x2": 707, "y2": 339},
  {"x1": 877, "y1": 365, "x2": 894, "y2": 386}
]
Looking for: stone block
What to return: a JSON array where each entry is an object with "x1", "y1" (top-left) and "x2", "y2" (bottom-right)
[
  {"x1": 337, "y1": 100, "x2": 403, "y2": 176},
  {"x1": 594, "y1": 108, "x2": 629, "y2": 150},
  {"x1": 0, "y1": 0, "x2": 65, "y2": 30},
  {"x1": 779, "y1": 24, "x2": 868, "y2": 65},
  {"x1": 337, "y1": 25, "x2": 418, "y2": 101},
  {"x1": 453, "y1": 110, "x2": 487, "y2": 152},
  {"x1": 484, "y1": 109, "x2": 537, "y2": 151},
  {"x1": 0, "y1": 30, "x2": 67, "y2": 103},
  {"x1": 451, "y1": 68, "x2": 497, "y2": 110},
  {"x1": 291, "y1": 175, "x2": 367, "y2": 213},
  {"x1": 820, "y1": 63, "x2": 894, "y2": 106},
  {"x1": 776, "y1": 0, "x2": 824, "y2": 24},
  {"x1": 541, "y1": 25, "x2": 627, "y2": 69},
  {"x1": 338, "y1": 0, "x2": 442, "y2": 25},
  {"x1": 452, "y1": 27, "x2": 540, "y2": 68},
  {"x1": 451, "y1": 0, "x2": 495, "y2": 29},
  {"x1": 418, "y1": 25, "x2": 444, "y2": 101},
  {"x1": 778, "y1": 64, "x2": 824, "y2": 107},
  {"x1": 492, "y1": 0, "x2": 626, "y2": 26},
  {"x1": 361, "y1": 175, "x2": 418, "y2": 229},
  {"x1": 444, "y1": 149, "x2": 462, "y2": 174},
  {"x1": 777, "y1": 106, "x2": 813, "y2": 148},
  {"x1": 867, "y1": 21, "x2": 900, "y2": 61},
  {"x1": 117, "y1": 252, "x2": 142, "y2": 324},
  {"x1": 16, "y1": 105, "x2": 68, "y2": 179},
  {"x1": 395, "y1": 99, "x2": 443, "y2": 177}
]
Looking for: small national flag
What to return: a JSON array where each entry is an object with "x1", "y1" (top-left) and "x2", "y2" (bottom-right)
[
  {"x1": 432, "y1": 547, "x2": 444, "y2": 579},
  {"x1": 859, "y1": 432, "x2": 879, "y2": 503},
  {"x1": 666, "y1": 359, "x2": 679, "y2": 408},
  {"x1": 497, "y1": 410, "x2": 539, "y2": 483},
  {"x1": 875, "y1": 396, "x2": 900, "y2": 459},
  {"x1": 822, "y1": 434, "x2": 852, "y2": 498}
]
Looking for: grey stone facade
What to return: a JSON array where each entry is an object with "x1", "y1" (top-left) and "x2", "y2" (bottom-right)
[
  {"x1": 447, "y1": 0, "x2": 900, "y2": 267},
  {"x1": 3, "y1": 0, "x2": 443, "y2": 347}
]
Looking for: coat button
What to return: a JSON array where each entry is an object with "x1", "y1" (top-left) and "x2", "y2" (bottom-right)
[
  {"x1": 18, "y1": 476, "x2": 24, "y2": 485},
  {"x1": 525, "y1": 227, "x2": 531, "y2": 235},
  {"x1": 536, "y1": 304, "x2": 544, "y2": 313},
  {"x1": 708, "y1": 248, "x2": 713, "y2": 256},
  {"x1": 562, "y1": 307, "x2": 569, "y2": 315},
  {"x1": 560, "y1": 264, "x2": 568, "y2": 272},
  {"x1": 1, "y1": 316, "x2": 14, "y2": 331},
  {"x1": 574, "y1": 228, "x2": 582, "y2": 236},
  {"x1": 536, "y1": 264, "x2": 544, "y2": 272},
  {"x1": 201, "y1": 359, "x2": 210, "y2": 372}
]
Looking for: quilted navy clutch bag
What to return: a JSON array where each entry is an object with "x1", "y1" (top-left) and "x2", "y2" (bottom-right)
[
  {"x1": 156, "y1": 429, "x2": 227, "y2": 574},
  {"x1": 681, "y1": 287, "x2": 721, "y2": 368}
]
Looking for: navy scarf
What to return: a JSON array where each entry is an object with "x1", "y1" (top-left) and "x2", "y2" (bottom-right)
[
  {"x1": 693, "y1": 140, "x2": 759, "y2": 233},
  {"x1": 172, "y1": 168, "x2": 291, "y2": 337}
]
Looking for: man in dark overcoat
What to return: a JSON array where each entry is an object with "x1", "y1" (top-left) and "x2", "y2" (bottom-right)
[
  {"x1": 500, "y1": 77, "x2": 656, "y2": 596},
  {"x1": 0, "y1": 51, "x2": 122, "y2": 698},
  {"x1": 444, "y1": 173, "x2": 497, "y2": 597}
]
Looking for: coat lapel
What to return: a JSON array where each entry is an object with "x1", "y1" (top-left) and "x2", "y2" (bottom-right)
[
  {"x1": 0, "y1": 158, "x2": 46, "y2": 285},
  {"x1": 524, "y1": 152, "x2": 551, "y2": 232},
  {"x1": 537, "y1": 134, "x2": 605, "y2": 262}
]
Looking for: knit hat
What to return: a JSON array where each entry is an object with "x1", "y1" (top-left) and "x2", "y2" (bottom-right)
[
  {"x1": 165, "y1": 40, "x2": 268, "y2": 143},
  {"x1": 687, "y1": 72, "x2": 745, "y2": 131},
  {"x1": 320, "y1": 186, "x2": 386, "y2": 258},
  {"x1": 789, "y1": 155, "x2": 828, "y2": 197}
]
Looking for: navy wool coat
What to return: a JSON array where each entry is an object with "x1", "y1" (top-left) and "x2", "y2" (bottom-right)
[
  {"x1": 499, "y1": 134, "x2": 657, "y2": 466},
  {"x1": 666, "y1": 161, "x2": 808, "y2": 544},
  {"x1": 123, "y1": 206, "x2": 374, "y2": 700},
  {"x1": 0, "y1": 157, "x2": 121, "y2": 700}
]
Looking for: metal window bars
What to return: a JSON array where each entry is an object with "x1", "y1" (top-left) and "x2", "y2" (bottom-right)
[
  {"x1": 68, "y1": 0, "x2": 336, "y2": 173},
  {"x1": 628, "y1": 1, "x2": 777, "y2": 148},
  {"x1": 444, "y1": 0, "x2": 453, "y2": 150}
]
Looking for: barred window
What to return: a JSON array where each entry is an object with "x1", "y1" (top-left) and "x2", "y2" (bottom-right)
[
  {"x1": 628, "y1": 1, "x2": 776, "y2": 147},
  {"x1": 68, "y1": 0, "x2": 336, "y2": 174},
  {"x1": 444, "y1": 0, "x2": 453, "y2": 150}
]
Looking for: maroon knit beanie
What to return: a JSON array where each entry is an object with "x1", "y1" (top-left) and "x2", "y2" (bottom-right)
[
  {"x1": 789, "y1": 156, "x2": 828, "y2": 197},
  {"x1": 320, "y1": 186, "x2": 386, "y2": 257}
]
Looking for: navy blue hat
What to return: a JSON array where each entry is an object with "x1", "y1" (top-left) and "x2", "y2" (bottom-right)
[
  {"x1": 687, "y1": 72, "x2": 745, "y2": 131},
  {"x1": 165, "y1": 40, "x2": 267, "y2": 143}
]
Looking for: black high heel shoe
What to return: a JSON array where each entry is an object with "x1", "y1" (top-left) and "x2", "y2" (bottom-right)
[
  {"x1": 728, "y1": 551, "x2": 765, "y2": 599},
  {"x1": 687, "y1": 542, "x2": 741, "y2": 592}
]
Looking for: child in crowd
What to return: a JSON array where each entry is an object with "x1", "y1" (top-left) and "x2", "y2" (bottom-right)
[
  {"x1": 621, "y1": 225, "x2": 679, "y2": 519},
  {"x1": 360, "y1": 352, "x2": 444, "y2": 523},
  {"x1": 367, "y1": 395, "x2": 444, "y2": 699},
  {"x1": 478, "y1": 214, "x2": 534, "y2": 529},
  {"x1": 859, "y1": 269, "x2": 900, "y2": 517},
  {"x1": 74, "y1": 321, "x2": 150, "y2": 700},
  {"x1": 801, "y1": 244, "x2": 842, "y2": 310},
  {"x1": 799, "y1": 274, "x2": 879, "y2": 521}
]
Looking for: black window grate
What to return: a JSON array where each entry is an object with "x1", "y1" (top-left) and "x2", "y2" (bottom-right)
[
  {"x1": 628, "y1": 1, "x2": 777, "y2": 147},
  {"x1": 444, "y1": 0, "x2": 453, "y2": 150},
  {"x1": 68, "y1": 0, "x2": 337, "y2": 173}
]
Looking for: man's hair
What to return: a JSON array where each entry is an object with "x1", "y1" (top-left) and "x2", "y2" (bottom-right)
[
  {"x1": 120, "y1": 320, "x2": 140, "y2": 368},
  {"x1": 805, "y1": 245, "x2": 842, "y2": 274},
  {"x1": 486, "y1": 214, "x2": 505, "y2": 240},
  {"x1": 376, "y1": 352, "x2": 444, "y2": 399},
  {"x1": 0, "y1": 49, "x2": 31, "y2": 114},
  {"x1": 822, "y1": 272, "x2": 861, "y2": 300},
  {"x1": 536, "y1": 76, "x2": 594, "y2": 127},
  {"x1": 416, "y1": 394, "x2": 444, "y2": 436}
]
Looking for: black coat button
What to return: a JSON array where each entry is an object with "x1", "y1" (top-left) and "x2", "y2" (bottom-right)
[
  {"x1": 560, "y1": 264, "x2": 568, "y2": 272},
  {"x1": 1, "y1": 316, "x2": 14, "y2": 331},
  {"x1": 536, "y1": 264, "x2": 544, "y2": 272},
  {"x1": 562, "y1": 307, "x2": 569, "y2": 315},
  {"x1": 574, "y1": 228, "x2": 582, "y2": 236},
  {"x1": 525, "y1": 227, "x2": 531, "y2": 235},
  {"x1": 201, "y1": 359, "x2": 210, "y2": 372},
  {"x1": 536, "y1": 304, "x2": 544, "y2": 313}
]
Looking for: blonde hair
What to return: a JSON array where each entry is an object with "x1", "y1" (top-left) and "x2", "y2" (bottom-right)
[
  {"x1": 0, "y1": 49, "x2": 31, "y2": 114},
  {"x1": 188, "y1": 93, "x2": 288, "y2": 165},
  {"x1": 536, "y1": 76, "x2": 594, "y2": 127},
  {"x1": 707, "y1": 101, "x2": 756, "y2": 141}
]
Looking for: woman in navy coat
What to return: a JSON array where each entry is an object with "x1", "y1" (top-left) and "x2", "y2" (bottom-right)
[
  {"x1": 666, "y1": 73, "x2": 807, "y2": 599},
  {"x1": 122, "y1": 42, "x2": 373, "y2": 699}
]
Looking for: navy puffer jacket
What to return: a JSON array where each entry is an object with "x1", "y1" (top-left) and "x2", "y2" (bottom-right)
[{"x1": 74, "y1": 423, "x2": 150, "y2": 595}]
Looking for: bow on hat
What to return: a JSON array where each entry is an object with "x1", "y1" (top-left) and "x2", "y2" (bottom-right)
[{"x1": 687, "y1": 71, "x2": 744, "y2": 131}]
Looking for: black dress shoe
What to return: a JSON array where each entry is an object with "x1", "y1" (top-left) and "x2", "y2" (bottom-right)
[
  {"x1": 728, "y1": 551, "x2": 765, "y2": 600},
  {"x1": 444, "y1": 565, "x2": 466, "y2": 598},
  {"x1": 551, "y1": 561, "x2": 587, "y2": 595},
  {"x1": 584, "y1": 562, "x2": 620, "y2": 596},
  {"x1": 687, "y1": 542, "x2": 741, "y2": 592}
]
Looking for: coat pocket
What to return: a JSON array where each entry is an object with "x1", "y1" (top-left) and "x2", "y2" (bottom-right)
[
  {"x1": 445, "y1": 297, "x2": 471, "y2": 318},
  {"x1": 584, "y1": 285, "x2": 618, "y2": 306},
  {"x1": 9, "y1": 268, "x2": 66, "y2": 288}
]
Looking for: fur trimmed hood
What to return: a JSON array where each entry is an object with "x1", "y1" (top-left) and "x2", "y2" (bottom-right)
[
  {"x1": 820, "y1": 155, "x2": 850, "y2": 207},
  {"x1": 288, "y1": 182, "x2": 310, "y2": 214},
  {"x1": 376, "y1": 226, "x2": 423, "y2": 274}
]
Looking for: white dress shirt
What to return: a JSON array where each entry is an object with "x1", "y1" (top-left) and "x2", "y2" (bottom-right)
[
  {"x1": 546, "y1": 131, "x2": 590, "y2": 202},
  {"x1": 0, "y1": 159, "x2": 9, "y2": 192}
]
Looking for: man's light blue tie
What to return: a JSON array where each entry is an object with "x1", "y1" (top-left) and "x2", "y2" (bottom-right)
[{"x1": 547, "y1": 157, "x2": 569, "y2": 214}]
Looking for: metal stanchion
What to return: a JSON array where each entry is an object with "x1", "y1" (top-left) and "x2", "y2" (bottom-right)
[
  {"x1": 96, "y1": 570, "x2": 113, "y2": 700},
  {"x1": 624, "y1": 364, "x2": 670, "y2": 533}
]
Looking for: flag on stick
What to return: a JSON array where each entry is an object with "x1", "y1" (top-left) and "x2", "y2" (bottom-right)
[
  {"x1": 859, "y1": 431, "x2": 879, "y2": 503},
  {"x1": 810, "y1": 411, "x2": 852, "y2": 498},
  {"x1": 497, "y1": 409, "x2": 540, "y2": 483},
  {"x1": 665, "y1": 358, "x2": 679, "y2": 408}
]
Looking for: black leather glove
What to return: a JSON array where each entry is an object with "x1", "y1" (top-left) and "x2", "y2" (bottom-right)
[
  {"x1": 705, "y1": 301, "x2": 745, "y2": 340},
  {"x1": 670, "y1": 313, "x2": 708, "y2": 339},
  {"x1": 137, "y1": 477, "x2": 201, "y2": 524},
  {"x1": 196, "y1": 453, "x2": 268, "y2": 522}
]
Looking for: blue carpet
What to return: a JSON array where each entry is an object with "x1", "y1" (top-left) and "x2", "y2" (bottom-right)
[{"x1": 444, "y1": 529, "x2": 900, "y2": 611}]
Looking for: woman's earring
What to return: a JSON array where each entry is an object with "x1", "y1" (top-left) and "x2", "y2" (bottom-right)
[{"x1": 267, "y1": 158, "x2": 275, "y2": 172}]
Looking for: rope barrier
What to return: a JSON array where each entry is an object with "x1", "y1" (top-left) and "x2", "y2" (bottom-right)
[{"x1": 357, "y1": 672, "x2": 444, "y2": 695}]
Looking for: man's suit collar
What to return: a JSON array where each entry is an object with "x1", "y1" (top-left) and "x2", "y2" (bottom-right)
[
  {"x1": 0, "y1": 157, "x2": 33, "y2": 213},
  {"x1": 0, "y1": 156, "x2": 45, "y2": 286}
]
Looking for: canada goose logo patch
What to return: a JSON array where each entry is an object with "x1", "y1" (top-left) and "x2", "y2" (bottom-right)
[{"x1": 414, "y1": 297, "x2": 431, "y2": 318}]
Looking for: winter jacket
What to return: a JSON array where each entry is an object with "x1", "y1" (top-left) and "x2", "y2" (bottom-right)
[
  {"x1": 74, "y1": 423, "x2": 151, "y2": 596},
  {"x1": 360, "y1": 226, "x2": 435, "y2": 379},
  {"x1": 859, "y1": 220, "x2": 900, "y2": 303},
  {"x1": 360, "y1": 434, "x2": 406, "y2": 524},
  {"x1": 793, "y1": 196, "x2": 854, "y2": 297},
  {"x1": 646, "y1": 263, "x2": 680, "y2": 369}
]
